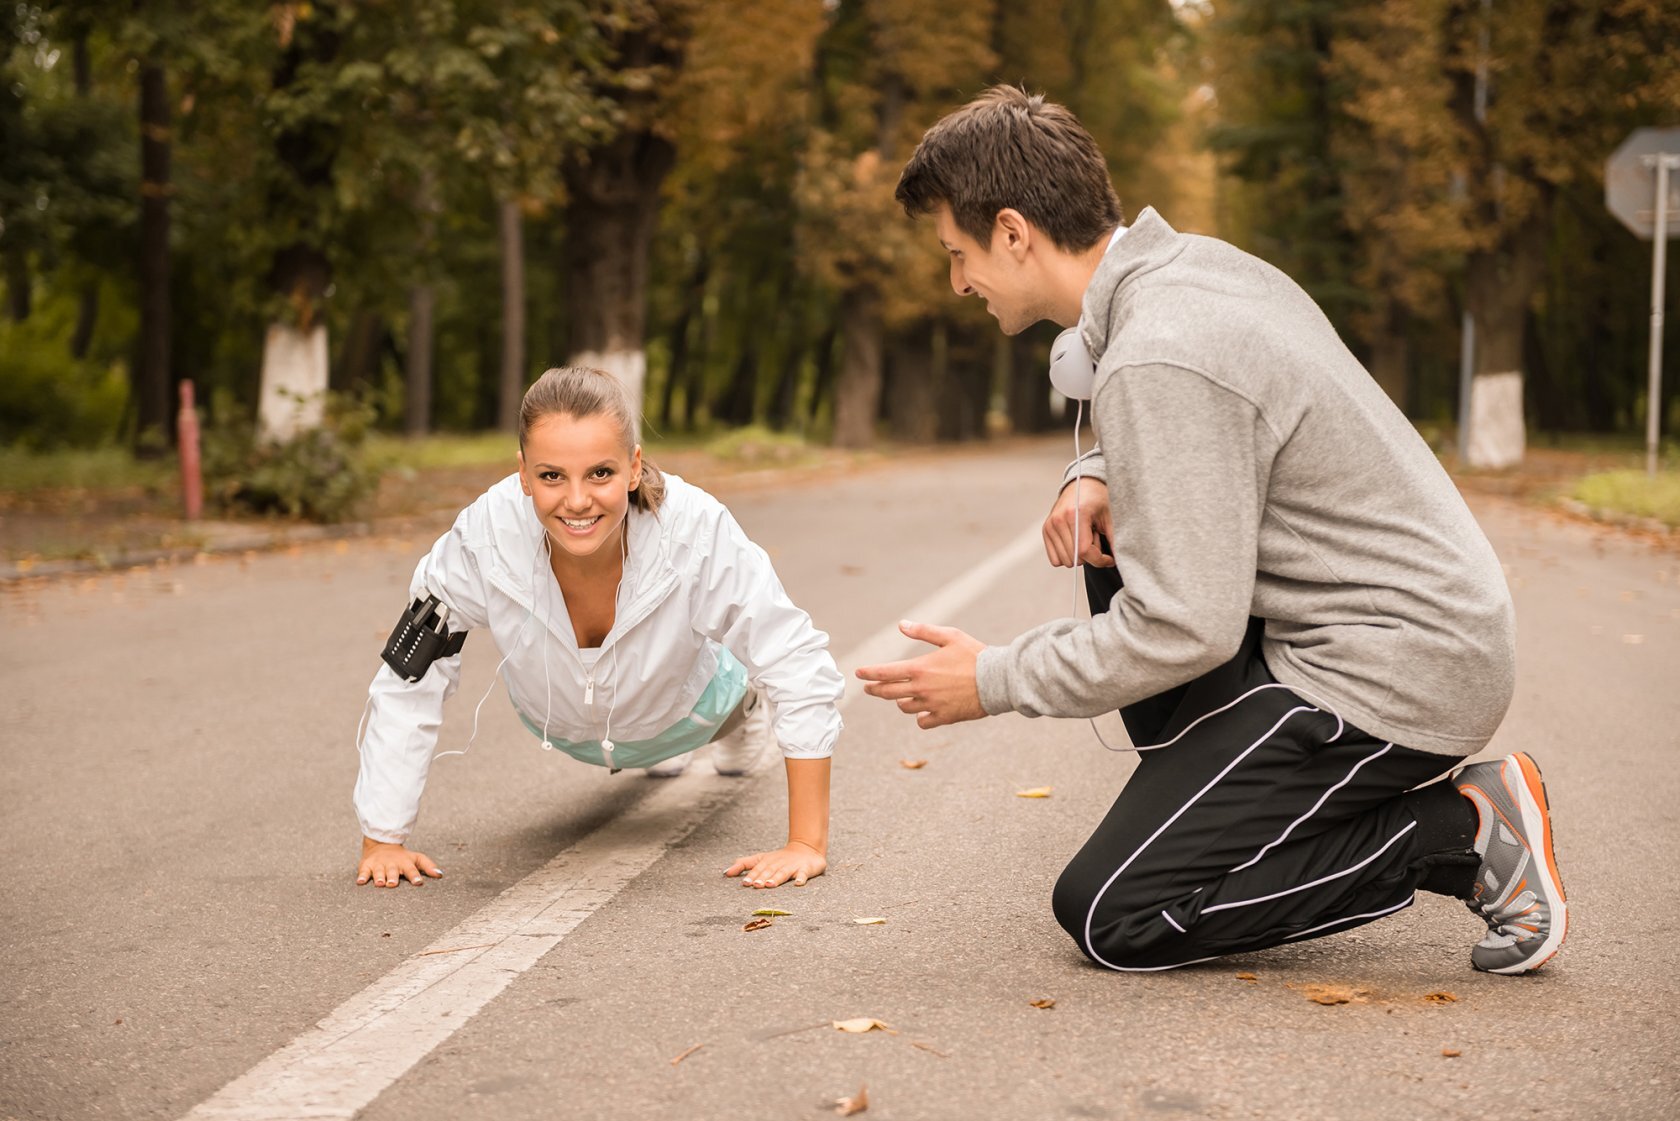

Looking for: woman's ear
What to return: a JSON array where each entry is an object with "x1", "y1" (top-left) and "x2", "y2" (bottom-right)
[
  {"x1": 629, "y1": 444, "x2": 643, "y2": 490},
  {"x1": 517, "y1": 449, "x2": 532, "y2": 495}
]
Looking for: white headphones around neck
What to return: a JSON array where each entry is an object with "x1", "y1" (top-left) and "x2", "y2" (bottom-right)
[{"x1": 1049, "y1": 322, "x2": 1096, "y2": 400}]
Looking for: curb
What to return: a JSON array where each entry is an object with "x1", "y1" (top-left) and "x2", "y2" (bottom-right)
[
  {"x1": 1555, "y1": 497, "x2": 1678, "y2": 537},
  {"x1": 1, "y1": 520, "x2": 377, "y2": 584}
]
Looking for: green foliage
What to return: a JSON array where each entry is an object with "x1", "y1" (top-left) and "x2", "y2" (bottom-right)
[
  {"x1": 1571, "y1": 469, "x2": 1680, "y2": 528},
  {"x1": 0, "y1": 294, "x2": 128, "y2": 449},
  {"x1": 702, "y1": 424, "x2": 817, "y2": 467},
  {"x1": 201, "y1": 390, "x2": 382, "y2": 523}
]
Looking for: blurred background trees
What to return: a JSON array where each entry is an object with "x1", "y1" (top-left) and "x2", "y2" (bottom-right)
[{"x1": 2, "y1": 0, "x2": 1676, "y2": 456}]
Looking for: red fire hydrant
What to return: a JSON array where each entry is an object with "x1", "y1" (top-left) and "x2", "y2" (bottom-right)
[{"x1": 178, "y1": 379, "x2": 203, "y2": 521}]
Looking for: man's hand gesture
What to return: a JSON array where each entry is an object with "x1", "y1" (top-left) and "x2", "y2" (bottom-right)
[{"x1": 855, "y1": 621, "x2": 987, "y2": 729}]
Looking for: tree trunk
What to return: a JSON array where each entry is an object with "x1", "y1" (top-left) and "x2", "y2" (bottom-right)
[
  {"x1": 806, "y1": 324, "x2": 838, "y2": 429},
  {"x1": 832, "y1": 287, "x2": 882, "y2": 448},
  {"x1": 1006, "y1": 331, "x2": 1055, "y2": 434},
  {"x1": 563, "y1": 128, "x2": 676, "y2": 419},
  {"x1": 887, "y1": 324, "x2": 939, "y2": 443},
  {"x1": 134, "y1": 58, "x2": 172, "y2": 451},
  {"x1": 258, "y1": 9, "x2": 338, "y2": 443},
  {"x1": 1464, "y1": 229, "x2": 1544, "y2": 468},
  {"x1": 1367, "y1": 304, "x2": 1411, "y2": 415},
  {"x1": 660, "y1": 252, "x2": 707, "y2": 429},
  {"x1": 404, "y1": 284, "x2": 435, "y2": 436},
  {"x1": 333, "y1": 309, "x2": 383, "y2": 395},
  {"x1": 498, "y1": 198, "x2": 526, "y2": 432},
  {"x1": 4, "y1": 249, "x2": 30, "y2": 322}
]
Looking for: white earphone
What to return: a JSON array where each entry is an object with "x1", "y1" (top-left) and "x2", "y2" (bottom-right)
[{"x1": 1049, "y1": 322, "x2": 1097, "y2": 400}]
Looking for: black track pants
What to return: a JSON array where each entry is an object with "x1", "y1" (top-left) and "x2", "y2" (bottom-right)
[{"x1": 1053, "y1": 563, "x2": 1474, "y2": 971}]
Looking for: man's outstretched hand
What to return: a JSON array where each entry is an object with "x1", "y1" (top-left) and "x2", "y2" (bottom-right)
[{"x1": 855, "y1": 621, "x2": 987, "y2": 729}]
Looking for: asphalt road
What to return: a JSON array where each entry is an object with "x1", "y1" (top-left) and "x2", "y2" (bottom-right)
[{"x1": 2, "y1": 438, "x2": 1677, "y2": 1121}]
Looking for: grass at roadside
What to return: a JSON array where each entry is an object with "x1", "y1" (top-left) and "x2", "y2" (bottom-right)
[
  {"x1": 0, "y1": 445, "x2": 175, "y2": 497},
  {"x1": 1571, "y1": 469, "x2": 1680, "y2": 528}
]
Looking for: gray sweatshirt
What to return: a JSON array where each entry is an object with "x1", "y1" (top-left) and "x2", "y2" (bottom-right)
[{"x1": 975, "y1": 208, "x2": 1515, "y2": 756}]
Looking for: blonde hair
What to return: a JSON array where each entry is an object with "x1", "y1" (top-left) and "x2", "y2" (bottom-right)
[{"x1": 518, "y1": 366, "x2": 666, "y2": 514}]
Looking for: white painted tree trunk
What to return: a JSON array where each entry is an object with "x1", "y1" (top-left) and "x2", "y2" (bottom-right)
[
  {"x1": 257, "y1": 322, "x2": 328, "y2": 442},
  {"x1": 1466, "y1": 371, "x2": 1525, "y2": 469},
  {"x1": 569, "y1": 347, "x2": 647, "y2": 438}
]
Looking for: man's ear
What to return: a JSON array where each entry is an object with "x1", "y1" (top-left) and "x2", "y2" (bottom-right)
[{"x1": 994, "y1": 208, "x2": 1033, "y2": 260}]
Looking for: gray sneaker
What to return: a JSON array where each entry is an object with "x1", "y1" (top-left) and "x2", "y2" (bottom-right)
[{"x1": 1453, "y1": 752, "x2": 1567, "y2": 974}]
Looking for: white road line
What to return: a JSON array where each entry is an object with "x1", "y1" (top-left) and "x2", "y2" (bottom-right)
[{"x1": 181, "y1": 521, "x2": 1046, "y2": 1121}]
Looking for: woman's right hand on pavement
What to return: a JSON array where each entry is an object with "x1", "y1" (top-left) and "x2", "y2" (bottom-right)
[
  {"x1": 1043, "y1": 477, "x2": 1114, "y2": 569},
  {"x1": 357, "y1": 836, "x2": 443, "y2": 888}
]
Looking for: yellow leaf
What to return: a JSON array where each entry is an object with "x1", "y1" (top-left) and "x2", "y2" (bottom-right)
[
  {"x1": 1442, "y1": 1048, "x2": 1462, "y2": 1058},
  {"x1": 832, "y1": 1018, "x2": 894, "y2": 1034},
  {"x1": 751, "y1": 908, "x2": 792, "y2": 917},
  {"x1": 1422, "y1": 991, "x2": 1458, "y2": 1004},
  {"x1": 834, "y1": 1084, "x2": 869, "y2": 1115},
  {"x1": 742, "y1": 917, "x2": 774, "y2": 932},
  {"x1": 1029, "y1": 998, "x2": 1056, "y2": 1010},
  {"x1": 1015, "y1": 787, "x2": 1053, "y2": 798},
  {"x1": 1235, "y1": 972, "x2": 1258, "y2": 982},
  {"x1": 852, "y1": 916, "x2": 887, "y2": 925},
  {"x1": 899, "y1": 759, "x2": 928, "y2": 769}
]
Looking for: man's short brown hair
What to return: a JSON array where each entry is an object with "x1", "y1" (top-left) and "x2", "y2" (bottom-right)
[{"x1": 895, "y1": 85, "x2": 1123, "y2": 252}]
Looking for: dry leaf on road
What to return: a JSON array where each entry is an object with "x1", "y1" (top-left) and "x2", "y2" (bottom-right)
[
  {"x1": 669, "y1": 1043, "x2": 702, "y2": 1066},
  {"x1": 1015, "y1": 787, "x2": 1053, "y2": 798},
  {"x1": 833, "y1": 1018, "x2": 895, "y2": 1034},
  {"x1": 1422, "y1": 991, "x2": 1459, "y2": 1004},
  {"x1": 911, "y1": 1040, "x2": 949, "y2": 1058},
  {"x1": 751, "y1": 908, "x2": 791, "y2": 917},
  {"x1": 853, "y1": 917, "x2": 887, "y2": 925},
  {"x1": 1029, "y1": 998, "x2": 1056, "y2": 1010},
  {"x1": 899, "y1": 759, "x2": 928, "y2": 769},
  {"x1": 835, "y1": 1085, "x2": 869, "y2": 1115},
  {"x1": 1298, "y1": 983, "x2": 1368, "y2": 1006},
  {"x1": 742, "y1": 917, "x2": 774, "y2": 932},
  {"x1": 1235, "y1": 972, "x2": 1257, "y2": 982},
  {"x1": 1442, "y1": 1048, "x2": 1462, "y2": 1058}
]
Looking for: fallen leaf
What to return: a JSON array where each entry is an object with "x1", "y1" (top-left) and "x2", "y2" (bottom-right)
[
  {"x1": 113, "y1": 1018, "x2": 123, "y2": 1025},
  {"x1": 742, "y1": 917, "x2": 774, "y2": 932},
  {"x1": 1235, "y1": 972, "x2": 1257, "y2": 982},
  {"x1": 381, "y1": 932, "x2": 391, "y2": 938},
  {"x1": 852, "y1": 917, "x2": 887, "y2": 925},
  {"x1": 1298, "y1": 983, "x2": 1368, "y2": 1006},
  {"x1": 899, "y1": 759, "x2": 928, "y2": 769},
  {"x1": 1422, "y1": 991, "x2": 1458, "y2": 1004},
  {"x1": 751, "y1": 908, "x2": 792, "y2": 917},
  {"x1": 669, "y1": 1043, "x2": 702, "y2": 1066},
  {"x1": 911, "y1": 1040, "x2": 949, "y2": 1058},
  {"x1": 832, "y1": 1018, "x2": 895, "y2": 1034},
  {"x1": 834, "y1": 1084, "x2": 869, "y2": 1115},
  {"x1": 1442, "y1": 1048, "x2": 1462, "y2": 1058},
  {"x1": 1015, "y1": 786, "x2": 1053, "y2": 799},
  {"x1": 1029, "y1": 998, "x2": 1056, "y2": 1010}
]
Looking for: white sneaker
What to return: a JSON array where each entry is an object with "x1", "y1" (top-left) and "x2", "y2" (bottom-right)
[
  {"x1": 711, "y1": 689, "x2": 770, "y2": 776},
  {"x1": 643, "y1": 751, "x2": 694, "y2": 778}
]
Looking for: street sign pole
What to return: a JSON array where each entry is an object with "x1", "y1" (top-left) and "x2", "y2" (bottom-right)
[{"x1": 1646, "y1": 153, "x2": 1678, "y2": 477}]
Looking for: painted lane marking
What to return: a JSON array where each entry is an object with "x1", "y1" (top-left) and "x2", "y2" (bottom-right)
[{"x1": 181, "y1": 522, "x2": 1044, "y2": 1121}]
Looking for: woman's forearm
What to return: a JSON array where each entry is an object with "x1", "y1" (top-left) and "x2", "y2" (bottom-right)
[{"x1": 783, "y1": 757, "x2": 831, "y2": 854}]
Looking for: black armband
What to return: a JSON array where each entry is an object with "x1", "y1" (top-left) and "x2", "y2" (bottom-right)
[{"x1": 381, "y1": 595, "x2": 468, "y2": 682}]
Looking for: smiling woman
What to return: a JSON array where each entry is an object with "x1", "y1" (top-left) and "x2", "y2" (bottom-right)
[{"x1": 353, "y1": 366, "x2": 843, "y2": 897}]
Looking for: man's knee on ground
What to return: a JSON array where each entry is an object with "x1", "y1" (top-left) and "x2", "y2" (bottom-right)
[{"x1": 1052, "y1": 863, "x2": 1180, "y2": 969}]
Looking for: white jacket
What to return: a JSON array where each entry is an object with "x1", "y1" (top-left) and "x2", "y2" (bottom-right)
[{"x1": 354, "y1": 472, "x2": 844, "y2": 843}]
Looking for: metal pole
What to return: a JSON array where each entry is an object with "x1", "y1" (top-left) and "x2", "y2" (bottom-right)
[{"x1": 1648, "y1": 154, "x2": 1673, "y2": 478}]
